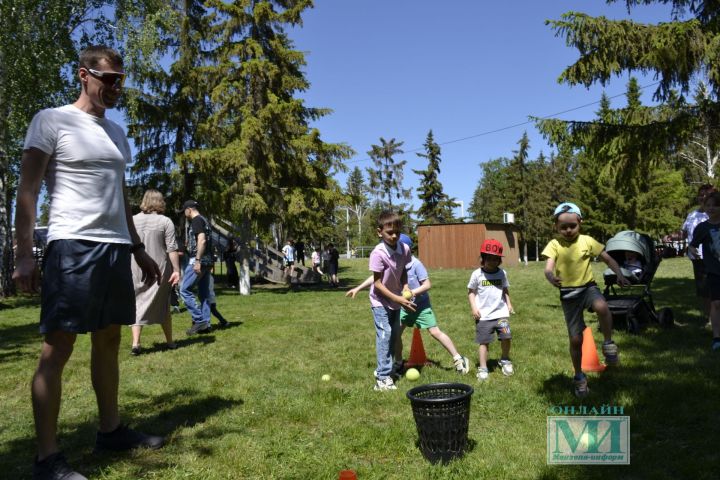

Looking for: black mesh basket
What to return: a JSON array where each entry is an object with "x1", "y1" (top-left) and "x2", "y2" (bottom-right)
[{"x1": 406, "y1": 382, "x2": 474, "y2": 464}]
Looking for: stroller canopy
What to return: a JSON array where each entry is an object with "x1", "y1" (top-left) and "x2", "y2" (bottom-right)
[{"x1": 605, "y1": 230, "x2": 653, "y2": 264}]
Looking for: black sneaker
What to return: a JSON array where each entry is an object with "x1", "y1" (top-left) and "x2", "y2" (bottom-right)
[
  {"x1": 217, "y1": 319, "x2": 229, "y2": 328},
  {"x1": 95, "y1": 424, "x2": 165, "y2": 452},
  {"x1": 186, "y1": 322, "x2": 211, "y2": 336},
  {"x1": 33, "y1": 452, "x2": 87, "y2": 480},
  {"x1": 131, "y1": 346, "x2": 141, "y2": 356}
]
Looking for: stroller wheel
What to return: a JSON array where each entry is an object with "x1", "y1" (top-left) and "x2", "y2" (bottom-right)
[{"x1": 658, "y1": 307, "x2": 674, "y2": 328}]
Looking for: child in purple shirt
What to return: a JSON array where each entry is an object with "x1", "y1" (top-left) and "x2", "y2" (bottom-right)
[{"x1": 366, "y1": 211, "x2": 415, "y2": 391}]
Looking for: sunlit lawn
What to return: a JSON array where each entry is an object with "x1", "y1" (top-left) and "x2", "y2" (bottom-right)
[{"x1": 1, "y1": 257, "x2": 718, "y2": 479}]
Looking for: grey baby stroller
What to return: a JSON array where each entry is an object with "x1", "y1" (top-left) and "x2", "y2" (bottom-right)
[{"x1": 602, "y1": 230, "x2": 674, "y2": 333}]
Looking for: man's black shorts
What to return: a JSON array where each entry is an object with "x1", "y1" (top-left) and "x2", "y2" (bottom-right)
[{"x1": 40, "y1": 239, "x2": 135, "y2": 334}]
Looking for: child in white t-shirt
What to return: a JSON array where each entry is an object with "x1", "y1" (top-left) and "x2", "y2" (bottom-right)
[
  {"x1": 311, "y1": 246, "x2": 323, "y2": 276},
  {"x1": 467, "y1": 239, "x2": 514, "y2": 381}
]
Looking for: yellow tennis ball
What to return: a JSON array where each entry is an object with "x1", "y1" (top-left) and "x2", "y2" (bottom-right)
[
  {"x1": 405, "y1": 368, "x2": 420, "y2": 380},
  {"x1": 321, "y1": 374, "x2": 330, "y2": 381},
  {"x1": 402, "y1": 289, "x2": 413, "y2": 300}
]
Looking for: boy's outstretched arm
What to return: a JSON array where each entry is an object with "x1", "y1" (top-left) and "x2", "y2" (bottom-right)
[
  {"x1": 544, "y1": 258, "x2": 562, "y2": 287},
  {"x1": 410, "y1": 277, "x2": 431, "y2": 297},
  {"x1": 346, "y1": 275, "x2": 373, "y2": 298},
  {"x1": 600, "y1": 251, "x2": 630, "y2": 287}
]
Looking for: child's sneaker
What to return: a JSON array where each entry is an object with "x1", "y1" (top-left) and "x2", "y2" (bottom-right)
[
  {"x1": 498, "y1": 359, "x2": 514, "y2": 376},
  {"x1": 602, "y1": 341, "x2": 620, "y2": 366},
  {"x1": 454, "y1": 356, "x2": 470, "y2": 374},
  {"x1": 476, "y1": 367, "x2": 489, "y2": 381},
  {"x1": 573, "y1": 373, "x2": 589, "y2": 398},
  {"x1": 374, "y1": 377, "x2": 397, "y2": 391}
]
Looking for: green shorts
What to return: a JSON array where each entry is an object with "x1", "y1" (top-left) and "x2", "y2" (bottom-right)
[{"x1": 400, "y1": 306, "x2": 438, "y2": 329}]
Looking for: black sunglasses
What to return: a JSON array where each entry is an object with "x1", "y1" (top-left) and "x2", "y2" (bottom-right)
[{"x1": 86, "y1": 68, "x2": 126, "y2": 88}]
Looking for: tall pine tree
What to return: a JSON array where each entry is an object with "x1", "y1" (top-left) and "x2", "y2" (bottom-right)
[
  {"x1": 182, "y1": 0, "x2": 352, "y2": 241},
  {"x1": 413, "y1": 130, "x2": 457, "y2": 224},
  {"x1": 119, "y1": 0, "x2": 213, "y2": 206}
]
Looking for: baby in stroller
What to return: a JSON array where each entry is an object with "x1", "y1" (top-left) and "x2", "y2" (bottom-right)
[
  {"x1": 622, "y1": 250, "x2": 644, "y2": 283},
  {"x1": 603, "y1": 230, "x2": 673, "y2": 331}
]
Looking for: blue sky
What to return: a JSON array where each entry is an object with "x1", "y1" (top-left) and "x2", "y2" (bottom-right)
[
  {"x1": 109, "y1": 1, "x2": 677, "y2": 216},
  {"x1": 284, "y1": 0, "x2": 676, "y2": 215}
]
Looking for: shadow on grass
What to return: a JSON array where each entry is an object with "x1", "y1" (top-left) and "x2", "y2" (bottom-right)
[
  {"x1": 131, "y1": 335, "x2": 218, "y2": 355},
  {"x1": 0, "y1": 320, "x2": 41, "y2": 356},
  {"x1": 0, "y1": 294, "x2": 42, "y2": 309},
  {"x1": 536, "y1": 309, "x2": 720, "y2": 479},
  {"x1": 0, "y1": 389, "x2": 243, "y2": 479}
]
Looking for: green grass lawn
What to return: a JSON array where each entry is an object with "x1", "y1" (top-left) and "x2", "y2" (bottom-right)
[{"x1": 1, "y1": 257, "x2": 719, "y2": 479}]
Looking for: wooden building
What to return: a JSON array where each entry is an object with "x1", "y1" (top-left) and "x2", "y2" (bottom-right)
[{"x1": 417, "y1": 222, "x2": 521, "y2": 269}]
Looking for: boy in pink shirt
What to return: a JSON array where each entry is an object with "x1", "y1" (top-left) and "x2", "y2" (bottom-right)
[{"x1": 367, "y1": 211, "x2": 415, "y2": 391}]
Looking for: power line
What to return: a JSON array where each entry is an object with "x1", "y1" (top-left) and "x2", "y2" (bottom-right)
[{"x1": 345, "y1": 81, "x2": 663, "y2": 164}]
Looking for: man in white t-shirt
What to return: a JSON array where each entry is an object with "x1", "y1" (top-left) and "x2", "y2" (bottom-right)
[{"x1": 13, "y1": 46, "x2": 163, "y2": 480}]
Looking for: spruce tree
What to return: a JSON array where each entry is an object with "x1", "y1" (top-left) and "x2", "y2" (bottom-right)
[
  {"x1": 413, "y1": 130, "x2": 457, "y2": 224},
  {"x1": 540, "y1": 1, "x2": 720, "y2": 184},
  {"x1": 119, "y1": 0, "x2": 212, "y2": 206},
  {"x1": 182, "y1": 0, "x2": 352, "y2": 240}
]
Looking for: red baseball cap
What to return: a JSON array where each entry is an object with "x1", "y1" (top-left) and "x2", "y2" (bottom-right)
[{"x1": 481, "y1": 239, "x2": 504, "y2": 257}]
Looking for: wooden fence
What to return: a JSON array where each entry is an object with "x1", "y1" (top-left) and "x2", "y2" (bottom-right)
[{"x1": 417, "y1": 222, "x2": 521, "y2": 269}]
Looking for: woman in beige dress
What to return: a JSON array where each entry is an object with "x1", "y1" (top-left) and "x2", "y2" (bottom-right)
[{"x1": 130, "y1": 190, "x2": 181, "y2": 354}]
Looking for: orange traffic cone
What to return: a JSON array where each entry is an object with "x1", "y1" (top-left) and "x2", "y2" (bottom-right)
[
  {"x1": 338, "y1": 470, "x2": 357, "y2": 480},
  {"x1": 581, "y1": 326, "x2": 606, "y2": 373},
  {"x1": 406, "y1": 328, "x2": 430, "y2": 367}
]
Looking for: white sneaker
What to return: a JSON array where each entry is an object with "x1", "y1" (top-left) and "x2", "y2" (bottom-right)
[
  {"x1": 374, "y1": 377, "x2": 397, "y2": 391},
  {"x1": 498, "y1": 359, "x2": 514, "y2": 376},
  {"x1": 454, "y1": 356, "x2": 470, "y2": 374},
  {"x1": 477, "y1": 367, "x2": 489, "y2": 381}
]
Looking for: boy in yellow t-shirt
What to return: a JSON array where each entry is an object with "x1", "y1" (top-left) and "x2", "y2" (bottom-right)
[{"x1": 541, "y1": 202, "x2": 630, "y2": 398}]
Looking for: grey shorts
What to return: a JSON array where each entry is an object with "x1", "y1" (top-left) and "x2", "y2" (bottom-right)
[
  {"x1": 40, "y1": 239, "x2": 135, "y2": 334},
  {"x1": 560, "y1": 285, "x2": 605, "y2": 338},
  {"x1": 475, "y1": 318, "x2": 511, "y2": 344}
]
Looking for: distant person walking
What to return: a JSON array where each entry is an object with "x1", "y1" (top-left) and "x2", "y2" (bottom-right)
[
  {"x1": 295, "y1": 240, "x2": 306, "y2": 266},
  {"x1": 282, "y1": 239, "x2": 295, "y2": 281},
  {"x1": 130, "y1": 190, "x2": 181, "y2": 355},
  {"x1": 179, "y1": 200, "x2": 214, "y2": 335},
  {"x1": 328, "y1": 243, "x2": 340, "y2": 286},
  {"x1": 688, "y1": 191, "x2": 720, "y2": 350},
  {"x1": 224, "y1": 238, "x2": 239, "y2": 289},
  {"x1": 311, "y1": 246, "x2": 324, "y2": 276},
  {"x1": 682, "y1": 184, "x2": 716, "y2": 326}
]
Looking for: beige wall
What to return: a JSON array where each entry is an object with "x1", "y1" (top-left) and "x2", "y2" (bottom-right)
[{"x1": 417, "y1": 223, "x2": 520, "y2": 269}]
